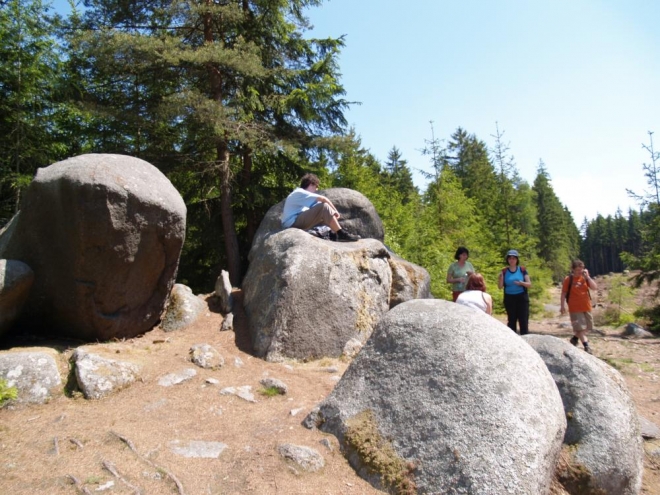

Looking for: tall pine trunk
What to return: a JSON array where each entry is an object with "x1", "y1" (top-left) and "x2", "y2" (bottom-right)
[{"x1": 206, "y1": 2, "x2": 241, "y2": 286}]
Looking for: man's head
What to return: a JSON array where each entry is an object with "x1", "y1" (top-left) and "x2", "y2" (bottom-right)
[
  {"x1": 300, "y1": 173, "x2": 320, "y2": 190},
  {"x1": 571, "y1": 259, "x2": 585, "y2": 270}
]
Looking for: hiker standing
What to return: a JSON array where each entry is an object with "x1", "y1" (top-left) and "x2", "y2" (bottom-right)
[
  {"x1": 560, "y1": 259, "x2": 598, "y2": 354},
  {"x1": 498, "y1": 249, "x2": 531, "y2": 335},
  {"x1": 446, "y1": 247, "x2": 475, "y2": 302}
]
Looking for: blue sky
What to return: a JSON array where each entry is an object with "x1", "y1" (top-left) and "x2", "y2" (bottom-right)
[
  {"x1": 307, "y1": 0, "x2": 660, "y2": 223},
  {"x1": 50, "y1": 0, "x2": 659, "y2": 223}
]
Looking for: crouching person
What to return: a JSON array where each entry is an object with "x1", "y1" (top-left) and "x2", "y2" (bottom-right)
[{"x1": 281, "y1": 173, "x2": 360, "y2": 242}]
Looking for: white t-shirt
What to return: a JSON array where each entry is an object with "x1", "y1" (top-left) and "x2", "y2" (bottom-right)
[
  {"x1": 281, "y1": 188, "x2": 322, "y2": 228},
  {"x1": 456, "y1": 290, "x2": 490, "y2": 314}
]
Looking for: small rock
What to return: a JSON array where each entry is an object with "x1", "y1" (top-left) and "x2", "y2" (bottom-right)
[
  {"x1": 290, "y1": 408, "x2": 303, "y2": 417},
  {"x1": 623, "y1": 323, "x2": 653, "y2": 339},
  {"x1": 169, "y1": 440, "x2": 227, "y2": 458},
  {"x1": 206, "y1": 378, "x2": 220, "y2": 385},
  {"x1": 189, "y1": 343, "x2": 224, "y2": 369},
  {"x1": 73, "y1": 349, "x2": 139, "y2": 400},
  {"x1": 220, "y1": 313, "x2": 234, "y2": 332},
  {"x1": 214, "y1": 270, "x2": 234, "y2": 313},
  {"x1": 639, "y1": 415, "x2": 660, "y2": 439},
  {"x1": 158, "y1": 368, "x2": 197, "y2": 387},
  {"x1": 0, "y1": 350, "x2": 62, "y2": 405},
  {"x1": 144, "y1": 399, "x2": 168, "y2": 411},
  {"x1": 319, "y1": 438, "x2": 333, "y2": 451},
  {"x1": 323, "y1": 366, "x2": 339, "y2": 373},
  {"x1": 95, "y1": 480, "x2": 114, "y2": 491},
  {"x1": 160, "y1": 284, "x2": 206, "y2": 332},
  {"x1": 234, "y1": 357, "x2": 244, "y2": 368},
  {"x1": 277, "y1": 444, "x2": 325, "y2": 472},
  {"x1": 220, "y1": 385, "x2": 256, "y2": 403}
]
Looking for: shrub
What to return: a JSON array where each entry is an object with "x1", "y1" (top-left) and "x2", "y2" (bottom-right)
[{"x1": 0, "y1": 379, "x2": 18, "y2": 407}]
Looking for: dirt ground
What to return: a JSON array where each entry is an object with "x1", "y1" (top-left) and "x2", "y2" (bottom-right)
[{"x1": 0, "y1": 276, "x2": 659, "y2": 495}]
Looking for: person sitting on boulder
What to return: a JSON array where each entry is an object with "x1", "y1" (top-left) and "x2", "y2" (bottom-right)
[{"x1": 281, "y1": 173, "x2": 360, "y2": 242}]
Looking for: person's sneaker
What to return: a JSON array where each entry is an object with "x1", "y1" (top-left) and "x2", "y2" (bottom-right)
[
  {"x1": 336, "y1": 229, "x2": 361, "y2": 242},
  {"x1": 583, "y1": 343, "x2": 593, "y2": 354},
  {"x1": 570, "y1": 336, "x2": 579, "y2": 346},
  {"x1": 329, "y1": 231, "x2": 338, "y2": 242}
]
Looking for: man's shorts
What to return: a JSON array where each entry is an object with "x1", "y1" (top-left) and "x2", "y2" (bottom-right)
[{"x1": 569, "y1": 311, "x2": 593, "y2": 333}]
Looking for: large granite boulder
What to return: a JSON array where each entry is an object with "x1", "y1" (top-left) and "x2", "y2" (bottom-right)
[
  {"x1": 388, "y1": 252, "x2": 431, "y2": 307},
  {"x1": 0, "y1": 259, "x2": 34, "y2": 338},
  {"x1": 243, "y1": 188, "x2": 430, "y2": 361},
  {"x1": 244, "y1": 229, "x2": 392, "y2": 361},
  {"x1": 524, "y1": 334, "x2": 643, "y2": 495},
  {"x1": 305, "y1": 300, "x2": 566, "y2": 494},
  {"x1": 0, "y1": 154, "x2": 186, "y2": 341}
]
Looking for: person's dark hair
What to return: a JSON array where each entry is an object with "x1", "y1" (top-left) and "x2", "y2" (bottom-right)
[
  {"x1": 300, "y1": 173, "x2": 320, "y2": 190},
  {"x1": 466, "y1": 273, "x2": 487, "y2": 292},
  {"x1": 571, "y1": 259, "x2": 585, "y2": 270},
  {"x1": 454, "y1": 246, "x2": 469, "y2": 260}
]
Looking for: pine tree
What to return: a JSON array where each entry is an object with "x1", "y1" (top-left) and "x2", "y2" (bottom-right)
[
  {"x1": 71, "y1": 0, "x2": 349, "y2": 285},
  {"x1": 384, "y1": 146, "x2": 416, "y2": 204},
  {"x1": 532, "y1": 161, "x2": 577, "y2": 281},
  {"x1": 0, "y1": 0, "x2": 67, "y2": 222}
]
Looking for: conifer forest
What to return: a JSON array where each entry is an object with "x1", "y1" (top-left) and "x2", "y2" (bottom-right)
[{"x1": 1, "y1": 0, "x2": 659, "y2": 329}]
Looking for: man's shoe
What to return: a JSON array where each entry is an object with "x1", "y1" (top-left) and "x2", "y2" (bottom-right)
[
  {"x1": 583, "y1": 343, "x2": 593, "y2": 354},
  {"x1": 336, "y1": 229, "x2": 361, "y2": 242},
  {"x1": 570, "y1": 336, "x2": 579, "y2": 346}
]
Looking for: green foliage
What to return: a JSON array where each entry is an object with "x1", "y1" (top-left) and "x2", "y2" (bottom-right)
[
  {"x1": 3, "y1": 0, "x2": 597, "y2": 307},
  {"x1": 68, "y1": 0, "x2": 351, "y2": 285},
  {"x1": 0, "y1": 379, "x2": 18, "y2": 406},
  {"x1": 598, "y1": 306, "x2": 636, "y2": 327},
  {"x1": 532, "y1": 162, "x2": 579, "y2": 282},
  {"x1": 258, "y1": 386, "x2": 284, "y2": 397},
  {"x1": 602, "y1": 357, "x2": 634, "y2": 371},
  {"x1": 634, "y1": 305, "x2": 660, "y2": 335},
  {"x1": 607, "y1": 274, "x2": 636, "y2": 312},
  {"x1": 0, "y1": 0, "x2": 74, "y2": 223}
]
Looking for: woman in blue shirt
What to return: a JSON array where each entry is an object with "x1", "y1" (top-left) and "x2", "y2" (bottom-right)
[{"x1": 497, "y1": 249, "x2": 532, "y2": 335}]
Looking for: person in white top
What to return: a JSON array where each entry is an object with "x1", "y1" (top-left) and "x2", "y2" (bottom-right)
[
  {"x1": 456, "y1": 273, "x2": 493, "y2": 315},
  {"x1": 281, "y1": 173, "x2": 360, "y2": 242}
]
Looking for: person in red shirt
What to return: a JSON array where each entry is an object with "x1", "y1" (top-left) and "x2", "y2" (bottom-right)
[{"x1": 560, "y1": 259, "x2": 598, "y2": 354}]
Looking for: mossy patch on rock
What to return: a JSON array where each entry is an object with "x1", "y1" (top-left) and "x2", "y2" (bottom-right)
[
  {"x1": 554, "y1": 445, "x2": 606, "y2": 495},
  {"x1": 343, "y1": 410, "x2": 417, "y2": 495}
]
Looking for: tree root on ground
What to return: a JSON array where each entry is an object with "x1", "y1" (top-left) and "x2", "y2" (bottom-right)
[{"x1": 110, "y1": 431, "x2": 186, "y2": 495}]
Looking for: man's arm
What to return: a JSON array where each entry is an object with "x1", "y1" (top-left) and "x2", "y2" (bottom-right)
[
  {"x1": 583, "y1": 269, "x2": 597, "y2": 289},
  {"x1": 560, "y1": 277, "x2": 567, "y2": 314}
]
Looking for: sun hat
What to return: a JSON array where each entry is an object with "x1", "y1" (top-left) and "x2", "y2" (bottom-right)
[{"x1": 506, "y1": 249, "x2": 519, "y2": 258}]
